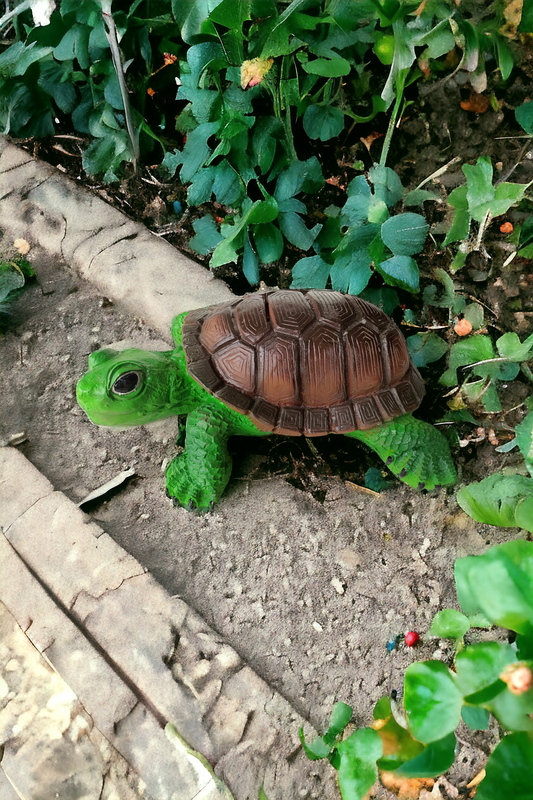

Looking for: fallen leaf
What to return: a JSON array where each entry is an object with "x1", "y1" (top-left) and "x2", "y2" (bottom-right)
[
  {"x1": 381, "y1": 772, "x2": 434, "y2": 800},
  {"x1": 360, "y1": 131, "x2": 383, "y2": 153},
  {"x1": 467, "y1": 769, "x2": 485, "y2": 788},
  {"x1": 454, "y1": 318, "x2": 473, "y2": 336},
  {"x1": 460, "y1": 92, "x2": 490, "y2": 113},
  {"x1": 501, "y1": 0, "x2": 523, "y2": 38},
  {"x1": 241, "y1": 57, "x2": 274, "y2": 89},
  {"x1": 78, "y1": 468, "x2": 136, "y2": 507},
  {"x1": 13, "y1": 238, "x2": 30, "y2": 255}
]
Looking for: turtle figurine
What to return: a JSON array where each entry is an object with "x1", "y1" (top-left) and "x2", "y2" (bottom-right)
[{"x1": 77, "y1": 289, "x2": 456, "y2": 510}]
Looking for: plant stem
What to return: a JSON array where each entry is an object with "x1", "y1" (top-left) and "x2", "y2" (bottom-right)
[
  {"x1": 379, "y1": 80, "x2": 405, "y2": 168},
  {"x1": 101, "y1": 5, "x2": 140, "y2": 171},
  {"x1": 521, "y1": 363, "x2": 533, "y2": 385}
]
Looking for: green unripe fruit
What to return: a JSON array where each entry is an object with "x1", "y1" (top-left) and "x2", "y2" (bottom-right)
[{"x1": 374, "y1": 34, "x2": 395, "y2": 65}]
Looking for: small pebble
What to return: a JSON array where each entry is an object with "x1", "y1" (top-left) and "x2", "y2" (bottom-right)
[{"x1": 312, "y1": 621, "x2": 323, "y2": 633}]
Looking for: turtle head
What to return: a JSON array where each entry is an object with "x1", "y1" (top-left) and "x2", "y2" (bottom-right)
[{"x1": 77, "y1": 347, "x2": 185, "y2": 427}]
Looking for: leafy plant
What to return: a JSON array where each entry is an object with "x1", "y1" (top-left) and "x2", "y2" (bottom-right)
[
  {"x1": 440, "y1": 330, "x2": 533, "y2": 413},
  {"x1": 291, "y1": 165, "x2": 429, "y2": 295},
  {"x1": 456, "y1": 410, "x2": 533, "y2": 533},
  {"x1": 0, "y1": 0, "x2": 180, "y2": 180},
  {"x1": 443, "y1": 156, "x2": 531, "y2": 272},
  {"x1": 303, "y1": 540, "x2": 533, "y2": 799}
]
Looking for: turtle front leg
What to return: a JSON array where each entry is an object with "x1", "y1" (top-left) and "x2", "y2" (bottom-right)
[
  {"x1": 166, "y1": 404, "x2": 233, "y2": 511},
  {"x1": 346, "y1": 415, "x2": 456, "y2": 491}
]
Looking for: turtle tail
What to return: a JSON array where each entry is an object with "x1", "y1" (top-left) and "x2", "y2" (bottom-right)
[{"x1": 346, "y1": 415, "x2": 456, "y2": 491}]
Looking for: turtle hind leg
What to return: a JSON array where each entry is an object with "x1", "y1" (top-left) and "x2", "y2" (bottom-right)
[{"x1": 346, "y1": 415, "x2": 456, "y2": 491}]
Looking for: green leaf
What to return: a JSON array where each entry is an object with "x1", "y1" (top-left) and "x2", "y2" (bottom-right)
[
  {"x1": 275, "y1": 157, "x2": 323, "y2": 202},
  {"x1": 279, "y1": 212, "x2": 321, "y2": 250},
  {"x1": 406, "y1": 332, "x2": 447, "y2": 369},
  {"x1": 463, "y1": 156, "x2": 494, "y2": 222},
  {"x1": 299, "y1": 727, "x2": 331, "y2": 761},
  {"x1": 177, "y1": 121, "x2": 220, "y2": 183},
  {"x1": 486, "y1": 686, "x2": 533, "y2": 732},
  {"x1": 439, "y1": 335, "x2": 495, "y2": 386},
  {"x1": 330, "y1": 250, "x2": 372, "y2": 295},
  {"x1": 476, "y1": 733, "x2": 533, "y2": 799},
  {"x1": 171, "y1": 0, "x2": 225, "y2": 43},
  {"x1": 497, "y1": 332, "x2": 533, "y2": 363},
  {"x1": 443, "y1": 185, "x2": 470, "y2": 245},
  {"x1": 403, "y1": 189, "x2": 440, "y2": 207},
  {"x1": 403, "y1": 661, "x2": 463, "y2": 744},
  {"x1": 303, "y1": 104, "x2": 344, "y2": 141},
  {"x1": 495, "y1": 34, "x2": 514, "y2": 81},
  {"x1": 456, "y1": 475, "x2": 533, "y2": 534},
  {"x1": 189, "y1": 215, "x2": 223, "y2": 255},
  {"x1": 0, "y1": 262, "x2": 25, "y2": 304},
  {"x1": 374, "y1": 697, "x2": 425, "y2": 772},
  {"x1": 302, "y1": 57, "x2": 351, "y2": 77},
  {"x1": 516, "y1": 101, "x2": 533, "y2": 134},
  {"x1": 360, "y1": 287, "x2": 399, "y2": 316},
  {"x1": 394, "y1": 733, "x2": 456, "y2": 779},
  {"x1": 375, "y1": 255, "x2": 419, "y2": 293},
  {"x1": 516, "y1": 412, "x2": 533, "y2": 477},
  {"x1": 463, "y1": 303, "x2": 484, "y2": 331},
  {"x1": 454, "y1": 642, "x2": 516, "y2": 696},
  {"x1": 429, "y1": 609, "x2": 470, "y2": 640},
  {"x1": 380, "y1": 213, "x2": 429, "y2": 256},
  {"x1": 291, "y1": 255, "x2": 331, "y2": 290},
  {"x1": 323, "y1": 702, "x2": 353, "y2": 745},
  {"x1": 243, "y1": 231, "x2": 259, "y2": 286},
  {"x1": 368, "y1": 165, "x2": 403, "y2": 208},
  {"x1": 252, "y1": 116, "x2": 283, "y2": 175},
  {"x1": 253, "y1": 223, "x2": 283, "y2": 264},
  {"x1": 461, "y1": 706, "x2": 490, "y2": 732},
  {"x1": 37, "y1": 56, "x2": 77, "y2": 114},
  {"x1": 454, "y1": 539, "x2": 533, "y2": 634},
  {"x1": 336, "y1": 728, "x2": 382, "y2": 800},
  {"x1": 519, "y1": 2, "x2": 533, "y2": 32},
  {"x1": 491, "y1": 181, "x2": 528, "y2": 218}
]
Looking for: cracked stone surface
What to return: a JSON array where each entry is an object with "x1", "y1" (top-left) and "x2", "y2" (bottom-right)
[
  {"x1": 0, "y1": 450, "x2": 338, "y2": 799},
  {"x1": 0, "y1": 600, "x2": 150, "y2": 800}
]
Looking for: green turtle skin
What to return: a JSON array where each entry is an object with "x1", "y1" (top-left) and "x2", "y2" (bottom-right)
[{"x1": 76, "y1": 310, "x2": 456, "y2": 510}]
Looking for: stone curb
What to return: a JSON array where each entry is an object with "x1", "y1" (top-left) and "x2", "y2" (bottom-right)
[
  {"x1": 0, "y1": 137, "x2": 233, "y2": 337},
  {"x1": 0, "y1": 450, "x2": 331, "y2": 799}
]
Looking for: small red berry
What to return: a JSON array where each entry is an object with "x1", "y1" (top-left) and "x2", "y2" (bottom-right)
[{"x1": 405, "y1": 631, "x2": 420, "y2": 647}]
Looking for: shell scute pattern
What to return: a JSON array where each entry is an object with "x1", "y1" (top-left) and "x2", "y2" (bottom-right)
[{"x1": 183, "y1": 290, "x2": 424, "y2": 435}]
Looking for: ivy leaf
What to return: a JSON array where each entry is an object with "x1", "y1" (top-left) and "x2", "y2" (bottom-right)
[
  {"x1": 253, "y1": 223, "x2": 283, "y2": 264},
  {"x1": 394, "y1": 733, "x2": 456, "y2": 779},
  {"x1": 443, "y1": 185, "x2": 470, "y2": 245},
  {"x1": 368, "y1": 164, "x2": 403, "y2": 208},
  {"x1": 330, "y1": 249, "x2": 372, "y2": 295},
  {"x1": 278, "y1": 212, "x2": 321, "y2": 250},
  {"x1": 439, "y1": 335, "x2": 495, "y2": 386},
  {"x1": 171, "y1": 0, "x2": 225, "y2": 43},
  {"x1": 496, "y1": 332, "x2": 533, "y2": 362}
]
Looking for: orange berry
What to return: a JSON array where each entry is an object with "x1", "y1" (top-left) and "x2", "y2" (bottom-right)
[
  {"x1": 454, "y1": 318, "x2": 473, "y2": 336},
  {"x1": 500, "y1": 222, "x2": 513, "y2": 233}
]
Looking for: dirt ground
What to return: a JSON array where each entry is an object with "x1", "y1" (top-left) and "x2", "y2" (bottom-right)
[
  {"x1": 3, "y1": 50, "x2": 533, "y2": 796},
  {"x1": 0, "y1": 242, "x2": 524, "y2": 795}
]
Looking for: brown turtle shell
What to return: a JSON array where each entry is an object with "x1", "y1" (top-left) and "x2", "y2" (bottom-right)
[{"x1": 181, "y1": 289, "x2": 424, "y2": 436}]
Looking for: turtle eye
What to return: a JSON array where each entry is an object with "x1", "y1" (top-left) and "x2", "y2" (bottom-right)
[{"x1": 112, "y1": 371, "x2": 142, "y2": 395}]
